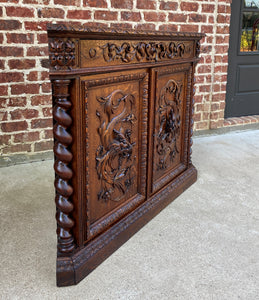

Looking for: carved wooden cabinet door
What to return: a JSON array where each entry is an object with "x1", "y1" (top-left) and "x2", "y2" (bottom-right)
[
  {"x1": 82, "y1": 69, "x2": 148, "y2": 241},
  {"x1": 148, "y1": 63, "x2": 193, "y2": 195}
]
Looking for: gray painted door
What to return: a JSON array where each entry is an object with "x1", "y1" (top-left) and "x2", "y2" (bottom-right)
[{"x1": 225, "y1": 0, "x2": 259, "y2": 117}]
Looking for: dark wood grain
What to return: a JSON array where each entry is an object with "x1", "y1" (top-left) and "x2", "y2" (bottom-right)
[{"x1": 48, "y1": 25, "x2": 203, "y2": 287}]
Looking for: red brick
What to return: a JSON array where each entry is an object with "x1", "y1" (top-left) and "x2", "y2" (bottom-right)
[
  {"x1": 31, "y1": 95, "x2": 51, "y2": 105},
  {"x1": 195, "y1": 121, "x2": 208, "y2": 130},
  {"x1": 31, "y1": 118, "x2": 52, "y2": 129},
  {"x1": 208, "y1": 16, "x2": 214, "y2": 24},
  {"x1": 27, "y1": 71, "x2": 38, "y2": 81},
  {"x1": 216, "y1": 35, "x2": 229, "y2": 44},
  {"x1": 34, "y1": 140, "x2": 53, "y2": 152},
  {"x1": 121, "y1": 11, "x2": 141, "y2": 22},
  {"x1": 83, "y1": 0, "x2": 107, "y2": 7},
  {"x1": 217, "y1": 14, "x2": 230, "y2": 24},
  {"x1": 110, "y1": 23, "x2": 133, "y2": 30},
  {"x1": 27, "y1": 46, "x2": 48, "y2": 56},
  {"x1": 43, "y1": 129, "x2": 53, "y2": 139},
  {"x1": 94, "y1": 10, "x2": 117, "y2": 21},
  {"x1": 211, "y1": 103, "x2": 220, "y2": 111},
  {"x1": 215, "y1": 45, "x2": 229, "y2": 54},
  {"x1": 0, "y1": 111, "x2": 8, "y2": 121},
  {"x1": 218, "y1": 4, "x2": 231, "y2": 14},
  {"x1": 42, "y1": 107, "x2": 52, "y2": 117},
  {"x1": 8, "y1": 59, "x2": 36, "y2": 70},
  {"x1": 2, "y1": 144, "x2": 31, "y2": 154},
  {"x1": 189, "y1": 14, "x2": 206, "y2": 23},
  {"x1": 14, "y1": 131, "x2": 40, "y2": 143},
  {"x1": 137, "y1": 0, "x2": 156, "y2": 9},
  {"x1": 40, "y1": 71, "x2": 49, "y2": 81},
  {"x1": 180, "y1": 2, "x2": 198, "y2": 12},
  {"x1": 0, "y1": 33, "x2": 3, "y2": 44},
  {"x1": 199, "y1": 85, "x2": 211, "y2": 93},
  {"x1": 10, "y1": 109, "x2": 39, "y2": 120},
  {"x1": 159, "y1": 24, "x2": 178, "y2": 32},
  {"x1": 38, "y1": 8, "x2": 65, "y2": 18},
  {"x1": 201, "y1": 25, "x2": 213, "y2": 34},
  {"x1": 0, "y1": 86, "x2": 8, "y2": 96},
  {"x1": 212, "y1": 93, "x2": 225, "y2": 102},
  {"x1": 6, "y1": 6, "x2": 35, "y2": 17},
  {"x1": 144, "y1": 12, "x2": 166, "y2": 22},
  {"x1": 67, "y1": 10, "x2": 91, "y2": 19},
  {"x1": 0, "y1": 72, "x2": 24, "y2": 83},
  {"x1": 11, "y1": 84, "x2": 39, "y2": 95},
  {"x1": 180, "y1": 25, "x2": 199, "y2": 33},
  {"x1": 159, "y1": 1, "x2": 178, "y2": 10},
  {"x1": 0, "y1": 59, "x2": 5, "y2": 69},
  {"x1": 168, "y1": 13, "x2": 187, "y2": 22},
  {"x1": 193, "y1": 113, "x2": 201, "y2": 122},
  {"x1": 0, "y1": 20, "x2": 22, "y2": 30},
  {"x1": 197, "y1": 65, "x2": 212, "y2": 74},
  {"x1": 54, "y1": 0, "x2": 79, "y2": 5},
  {"x1": 0, "y1": 47, "x2": 23, "y2": 57},
  {"x1": 24, "y1": 21, "x2": 47, "y2": 31},
  {"x1": 41, "y1": 82, "x2": 51, "y2": 93},
  {"x1": 134, "y1": 23, "x2": 156, "y2": 31},
  {"x1": 0, "y1": 7, "x2": 2, "y2": 17},
  {"x1": 6, "y1": 33, "x2": 34, "y2": 44},
  {"x1": 216, "y1": 26, "x2": 230, "y2": 34},
  {"x1": 1, "y1": 121, "x2": 28, "y2": 132},
  {"x1": 202, "y1": 4, "x2": 215, "y2": 13},
  {"x1": 37, "y1": 33, "x2": 48, "y2": 44},
  {"x1": 8, "y1": 97, "x2": 27, "y2": 107},
  {"x1": 0, "y1": 134, "x2": 11, "y2": 145},
  {"x1": 111, "y1": 0, "x2": 133, "y2": 9}
]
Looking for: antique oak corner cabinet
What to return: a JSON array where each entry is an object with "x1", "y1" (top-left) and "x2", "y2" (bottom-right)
[{"x1": 47, "y1": 24, "x2": 204, "y2": 287}]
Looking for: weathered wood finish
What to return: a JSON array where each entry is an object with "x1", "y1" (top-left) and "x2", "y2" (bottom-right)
[{"x1": 47, "y1": 25, "x2": 204, "y2": 287}]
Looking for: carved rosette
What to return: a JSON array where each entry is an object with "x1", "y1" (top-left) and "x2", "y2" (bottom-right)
[
  {"x1": 52, "y1": 79, "x2": 75, "y2": 254},
  {"x1": 100, "y1": 41, "x2": 189, "y2": 63},
  {"x1": 49, "y1": 39, "x2": 75, "y2": 70},
  {"x1": 95, "y1": 90, "x2": 137, "y2": 203},
  {"x1": 156, "y1": 80, "x2": 182, "y2": 170}
]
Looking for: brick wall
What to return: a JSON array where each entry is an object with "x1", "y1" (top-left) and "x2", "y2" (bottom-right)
[{"x1": 0, "y1": 0, "x2": 232, "y2": 157}]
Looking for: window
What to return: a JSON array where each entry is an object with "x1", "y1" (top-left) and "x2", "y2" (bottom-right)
[{"x1": 240, "y1": 0, "x2": 259, "y2": 52}]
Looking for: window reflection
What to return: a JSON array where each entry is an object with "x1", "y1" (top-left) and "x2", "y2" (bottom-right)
[
  {"x1": 244, "y1": 0, "x2": 259, "y2": 8},
  {"x1": 240, "y1": 12, "x2": 259, "y2": 52}
]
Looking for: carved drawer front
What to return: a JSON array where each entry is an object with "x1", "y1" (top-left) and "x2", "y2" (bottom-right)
[
  {"x1": 83, "y1": 69, "x2": 148, "y2": 240},
  {"x1": 150, "y1": 64, "x2": 192, "y2": 194}
]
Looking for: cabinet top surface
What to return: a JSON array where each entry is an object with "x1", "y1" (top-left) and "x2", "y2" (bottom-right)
[{"x1": 47, "y1": 23, "x2": 205, "y2": 40}]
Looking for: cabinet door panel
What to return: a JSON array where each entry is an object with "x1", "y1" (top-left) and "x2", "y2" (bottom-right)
[
  {"x1": 83, "y1": 70, "x2": 148, "y2": 240},
  {"x1": 150, "y1": 64, "x2": 192, "y2": 194}
]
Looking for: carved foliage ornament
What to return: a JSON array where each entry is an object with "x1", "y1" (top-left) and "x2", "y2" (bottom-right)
[
  {"x1": 96, "y1": 90, "x2": 137, "y2": 203},
  {"x1": 100, "y1": 41, "x2": 188, "y2": 63},
  {"x1": 156, "y1": 80, "x2": 182, "y2": 170},
  {"x1": 49, "y1": 39, "x2": 75, "y2": 69}
]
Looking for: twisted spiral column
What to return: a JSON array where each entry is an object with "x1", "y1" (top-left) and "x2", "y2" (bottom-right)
[{"x1": 52, "y1": 79, "x2": 75, "y2": 254}]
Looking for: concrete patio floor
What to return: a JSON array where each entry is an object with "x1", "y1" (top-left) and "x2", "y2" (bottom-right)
[{"x1": 1, "y1": 130, "x2": 259, "y2": 300}]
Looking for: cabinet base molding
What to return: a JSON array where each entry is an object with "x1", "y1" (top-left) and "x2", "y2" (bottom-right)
[{"x1": 57, "y1": 165, "x2": 197, "y2": 287}]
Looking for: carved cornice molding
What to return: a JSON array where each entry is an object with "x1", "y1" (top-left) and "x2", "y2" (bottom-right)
[{"x1": 47, "y1": 24, "x2": 205, "y2": 40}]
